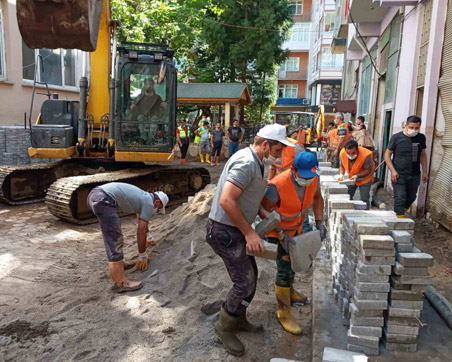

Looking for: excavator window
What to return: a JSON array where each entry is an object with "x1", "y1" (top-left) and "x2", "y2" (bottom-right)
[{"x1": 118, "y1": 62, "x2": 171, "y2": 150}]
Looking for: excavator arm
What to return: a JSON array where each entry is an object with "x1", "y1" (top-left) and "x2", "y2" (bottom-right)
[{"x1": 17, "y1": 0, "x2": 104, "y2": 51}]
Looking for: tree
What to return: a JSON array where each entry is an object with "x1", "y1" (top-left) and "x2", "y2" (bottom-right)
[{"x1": 194, "y1": 0, "x2": 293, "y2": 122}]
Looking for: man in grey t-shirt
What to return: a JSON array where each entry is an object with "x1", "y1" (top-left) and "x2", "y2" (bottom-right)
[
  {"x1": 88, "y1": 183, "x2": 168, "y2": 293},
  {"x1": 206, "y1": 124, "x2": 294, "y2": 357}
]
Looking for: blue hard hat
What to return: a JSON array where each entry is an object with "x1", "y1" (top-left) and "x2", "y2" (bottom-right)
[{"x1": 293, "y1": 152, "x2": 319, "y2": 178}]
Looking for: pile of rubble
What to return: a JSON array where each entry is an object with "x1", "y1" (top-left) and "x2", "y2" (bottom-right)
[{"x1": 318, "y1": 161, "x2": 434, "y2": 356}]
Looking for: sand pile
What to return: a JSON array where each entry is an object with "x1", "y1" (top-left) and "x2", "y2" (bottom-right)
[{"x1": 0, "y1": 185, "x2": 313, "y2": 362}]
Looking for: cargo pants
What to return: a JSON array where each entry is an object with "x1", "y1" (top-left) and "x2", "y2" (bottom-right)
[{"x1": 206, "y1": 219, "x2": 258, "y2": 316}]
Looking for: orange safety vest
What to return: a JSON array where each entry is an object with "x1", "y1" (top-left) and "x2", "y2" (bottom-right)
[
  {"x1": 297, "y1": 129, "x2": 306, "y2": 146},
  {"x1": 267, "y1": 170, "x2": 318, "y2": 238},
  {"x1": 330, "y1": 124, "x2": 350, "y2": 149},
  {"x1": 274, "y1": 137, "x2": 298, "y2": 175},
  {"x1": 328, "y1": 130, "x2": 336, "y2": 147},
  {"x1": 339, "y1": 147, "x2": 375, "y2": 186}
]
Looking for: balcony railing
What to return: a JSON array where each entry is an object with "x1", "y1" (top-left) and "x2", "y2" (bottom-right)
[{"x1": 278, "y1": 69, "x2": 308, "y2": 80}]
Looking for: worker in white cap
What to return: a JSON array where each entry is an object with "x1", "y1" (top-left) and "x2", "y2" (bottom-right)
[
  {"x1": 206, "y1": 123, "x2": 294, "y2": 356},
  {"x1": 87, "y1": 183, "x2": 168, "y2": 293}
]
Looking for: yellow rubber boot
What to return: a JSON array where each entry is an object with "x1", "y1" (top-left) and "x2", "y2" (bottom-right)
[
  {"x1": 397, "y1": 214, "x2": 406, "y2": 218},
  {"x1": 200, "y1": 154, "x2": 205, "y2": 163},
  {"x1": 290, "y1": 275, "x2": 308, "y2": 303},
  {"x1": 275, "y1": 285, "x2": 302, "y2": 335},
  {"x1": 206, "y1": 154, "x2": 210, "y2": 163}
]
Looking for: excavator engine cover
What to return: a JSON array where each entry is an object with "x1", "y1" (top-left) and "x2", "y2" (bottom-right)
[{"x1": 17, "y1": 0, "x2": 104, "y2": 51}]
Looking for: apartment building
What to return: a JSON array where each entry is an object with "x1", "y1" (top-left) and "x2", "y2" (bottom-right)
[
  {"x1": 273, "y1": 0, "x2": 313, "y2": 112},
  {"x1": 332, "y1": 0, "x2": 451, "y2": 230},
  {"x1": 308, "y1": 0, "x2": 344, "y2": 113}
]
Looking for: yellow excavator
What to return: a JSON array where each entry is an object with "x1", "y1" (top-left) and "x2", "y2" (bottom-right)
[{"x1": 0, "y1": 0, "x2": 210, "y2": 223}]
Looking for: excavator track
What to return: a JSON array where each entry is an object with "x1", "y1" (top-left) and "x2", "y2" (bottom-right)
[
  {"x1": 0, "y1": 161, "x2": 65, "y2": 205},
  {"x1": 45, "y1": 165, "x2": 211, "y2": 224}
]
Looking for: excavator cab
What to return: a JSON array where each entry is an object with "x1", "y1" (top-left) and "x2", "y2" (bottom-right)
[{"x1": 114, "y1": 43, "x2": 177, "y2": 159}]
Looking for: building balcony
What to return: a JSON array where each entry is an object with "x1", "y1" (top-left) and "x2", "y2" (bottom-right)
[
  {"x1": 278, "y1": 69, "x2": 308, "y2": 80},
  {"x1": 347, "y1": 0, "x2": 389, "y2": 23},
  {"x1": 292, "y1": 14, "x2": 312, "y2": 22},
  {"x1": 276, "y1": 98, "x2": 310, "y2": 106},
  {"x1": 375, "y1": 0, "x2": 419, "y2": 7},
  {"x1": 282, "y1": 39, "x2": 310, "y2": 51}
]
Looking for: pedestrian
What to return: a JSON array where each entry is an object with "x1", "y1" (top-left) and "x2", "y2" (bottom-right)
[
  {"x1": 296, "y1": 125, "x2": 307, "y2": 146},
  {"x1": 211, "y1": 122, "x2": 225, "y2": 167},
  {"x1": 87, "y1": 183, "x2": 168, "y2": 293},
  {"x1": 353, "y1": 116, "x2": 375, "y2": 151},
  {"x1": 261, "y1": 152, "x2": 325, "y2": 335},
  {"x1": 206, "y1": 124, "x2": 293, "y2": 356},
  {"x1": 326, "y1": 121, "x2": 336, "y2": 163},
  {"x1": 384, "y1": 115, "x2": 428, "y2": 218},
  {"x1": 176, "y1": 119, "x2": 190, "y2": 165},
  {"x1": 227, "y1": 119, "x2": 243, "y2": 158},
  {"x1": 330, "y1": 113, "x2": 350, "y2": 168},
  {"x1": 195, "y1": 121, "x2": 211, "y2": 163},
  {"x1": 337, "y1": 140, "x2": 375, "y2": 210}
]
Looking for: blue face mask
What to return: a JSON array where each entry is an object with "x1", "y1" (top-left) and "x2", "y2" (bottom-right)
[{"x1": 295, "y1": 177, "x2": 314, "y2": 187}]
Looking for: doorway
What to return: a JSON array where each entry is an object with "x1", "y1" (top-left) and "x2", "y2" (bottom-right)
[{"x1": 380, "y1": 109, "x2": 393, "y2": 181}]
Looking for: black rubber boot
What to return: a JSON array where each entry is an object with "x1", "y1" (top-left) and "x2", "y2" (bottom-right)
[{"x1": 214, "y1": 308, "x2": 245, "y2": 356}]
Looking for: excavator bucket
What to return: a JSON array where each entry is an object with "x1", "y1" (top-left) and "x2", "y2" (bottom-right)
[{"x1": 16, "y1": 0, "x2": 104, "y2": 52}]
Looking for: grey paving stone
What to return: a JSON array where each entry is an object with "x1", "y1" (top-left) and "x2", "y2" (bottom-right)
[
  {"x1": 355, "y1": 270, "x2": 389, "y2": 283},
  {"x1": 387, "y1": 307, "x2": 421, "y2": 318},
  {"x1": 355, "y1": 222, "x2": 389, "y2": 235},
  {"x1": 360, "y1": 248, "x2": 395, "y2": 257},
  {"x1": 360, "y1": 256, "x2": 395, "y2": 265},
  {"x1": 389, "y1": 288, "x2": 424, "y2": 301},
  {"x1": 356, "y1": 262, "x2": 392, "y2": 275},
  {"x1": 397, "y1": 252, "x2": 434, "y2": 267},
  {"x1": 389, "y1": 300, "x2": 424, "y2": 309},
  {"x1": 395, "y1": 243, "x2": 414, "y2": 252},
  {"x1": 352, "y1": 296, "x2": 388, "y2": 310},
  {"x1": 389, "y1": 230, "x2": 412, "y2": 244},
  {"x1": 350, "y1": 302, "x2": 384, "y2": 317},
  {"x1": 384, "y1": 323, "x2": 419, "y2": 335},
  {"x1": 383, "y1": 329, "x2": 418, "y2": 344},
  {"x1": 322, "y1": 347, "x2": 368, "y2": 362},
  {"x1": 382, "y1": 341, "x2": 417, "y2": 352},
  {"x1": 347, "y1": 330, "x2": 379, "y2": 348},
  {"x1": 359, "y1": 235, "x2": 394, "y2": 249},
  {"x1": 347, "y1": 343, "x2": 379, "y2": 356},
  {"x1": 386, "y1": 316, "x2": 419, "y2": 327},
  {"x1": 356, "y1": 282, "x2": 390, "y2": 292},
  {"x1": 350, "y1": 315, "x2": 384, "y2": 327},
  {"x1": 383, "y1": 218, "x2": 415, "y2": 230},
  {"x1": 350, "y1": 325, "x2": 382, "y2": 337}
]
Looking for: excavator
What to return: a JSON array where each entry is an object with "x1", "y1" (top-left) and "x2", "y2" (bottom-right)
[{"x1": 0, "y1": 0, "x2": 210, "y2": 224}]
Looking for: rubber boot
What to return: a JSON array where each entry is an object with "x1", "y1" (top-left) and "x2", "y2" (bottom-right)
[
  {"x1": 275, "y1": 285, "x2": 302, "y2": 335},
  {"x1": 216, "y1": 156, "x2": 220, "y2": 166},
  {"x1": 290, "y1": 275, "x2": 308, "y2": 303},
  {"x1": 214, "y1": 308, "x2": 245, "y2": 356},
  {"x1": 206, "y1": 154, "x2": 210, "y2": 163},
  {"x1": 397, "y1": 214, "x2": 406, "y2": 218},
  {"x1": 236, "y1": 314, "x2": 264, "y2": 333},
  {"x1": 200, "y1": 154, "x2": 205, "y2": 163}
]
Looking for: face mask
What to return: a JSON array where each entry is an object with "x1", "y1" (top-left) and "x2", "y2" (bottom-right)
[
  {"x1": 263, "y1": 155, "x2": 277, "y2": 166},
  {"x1": 406, "y1": 128, "x2": 419, "y2": 137},
  {"x1": 295, "y1": 177, "x2": 315, "y2": 187},
  {"x1": 346, "y1": 154, "x2": 358, "y2": 160}
]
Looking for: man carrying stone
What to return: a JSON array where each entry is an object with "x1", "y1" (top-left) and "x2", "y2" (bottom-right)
[
  {"x1": 337, "y1": 140, "x2": 376, "y2": 210},
  {"x1": 88, "y1": 183, "x2": 168, "y2": 293},
  {"x1": 206, "y1": 124, "x2": 293, "y2": 356},
  {"x1": 384, "y1": 115, "x2": 428, "y2": 218},
  {"x1": 261, "y1": 152, "x2": 325, "y2": 335},
  {"x1": 331, "y1": 113, "x2": 350, "y2": 168}
]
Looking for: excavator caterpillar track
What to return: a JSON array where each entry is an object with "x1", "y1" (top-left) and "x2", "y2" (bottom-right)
[
  {"x1": 45, "y1": 165, "x2": 211, "y2": 224},
  {"x1": 0, "y1": 161, "x2": 65, "y2": 205}
]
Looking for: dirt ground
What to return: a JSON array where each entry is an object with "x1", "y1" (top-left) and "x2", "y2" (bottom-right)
[{"x1": 0, "y1": 161, "x2": 313, "y2": 362}]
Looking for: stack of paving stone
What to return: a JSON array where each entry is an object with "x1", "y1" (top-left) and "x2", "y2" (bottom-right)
[
  {"x1": 383, "y1": 251, "x2": 433, "y2": 352},
  {"x1": 0, "y1": 126, "x2": 31, "y2": 165}
]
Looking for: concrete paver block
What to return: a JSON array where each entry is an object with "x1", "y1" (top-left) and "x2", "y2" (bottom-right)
[
  {"x1": 359, "y1": 235, "x2": 394, "y2": 249},
  {"x1": 396, "y1": 243, "x2": 414, "y2": 252},
  {"x1": 347, "y1": 344, "x2": 379, "y2": 356},
  {"x1": 383, "y1": 341, "x2": 417, "y2": 352},
  {"x1": 384, "y1": 218, "x2": 415, "y2": 230},
  {"x1": 360, "y1": 256, "x2": 395, "y2": 265},
  {"x1": 347, "y1": 330, "x2": 379, "y2": 348},
  {"x1": 386, "y1": 316, "x2": 419, "y2": 326},
  {"x1": 389, "y1": 288, "x2": 424, "y2": 301},
  {"x1": 389, "y1": 230, "x2": 412, "y2": 244},
  {"x1": 350, "y1": 302, "x2": 384, "y2": 317},
  {"x1": 355, "y1": 222, "x2": 389, "y2": 235},
  {"x1": 356, "y1": 282, "x2": 390, "y2": 293},
  {"x1": 393, "y1": 274, "x2": 433, "y2": 285},
  {"x1": 355, "y1": 270, "x2": 389, "y2": 283},
  {"x1": 351, "y1": 315, "x2": 384, "y2": 327},
  {"x1": 383, "y1": 329, "x2": 418, "y2": 344},
  {"x1": 254, "y1": 211, "x2": 281, "y2": 238},
  {"x1": 397, "y1": 252, "x2": 434, "y2": 267},
  {"x1": 356, "y1": 262, "x2": 391, "y2": 275},
  {"x1": 387, "y1": 307, "x2": 421, "y2": 318},
  {"x1": 322, "y1": 347, "x2": 368, "y2": 362},
  {"x1": 350, "y1": 325, "x2": 382, "y2": 337},
  {"x1": 390, "y1": 300, "x2": 424, "y2": 310},
  {"x1": 385, "y1": 323, "x2": 419, "y2": 335},
  {"x1": 360, "y1": 248, "x2": 395, "y2": 257},
  {"x1": 352, "y1": 296, "x2": 388, "y2": 310}
]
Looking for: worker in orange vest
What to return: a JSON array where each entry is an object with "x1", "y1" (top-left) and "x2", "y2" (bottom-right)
[
  {"x1": 330, "y1": 113, "x2": 350, "y2": 168},
  {"x1": 337, "y1": 140, "x2": 376, "y2": 209},
  {"x1": 268, "y1": 137, "x2": 305, "y2": 180},
  {"x1": 326, "y1": 122, "x2": 336, "y2": 163},
  {"x1": 261, "y1": 152, "x2": 325, "y2": 335},
  {"x1": 296, "y1": 125, "x2": 307, "y2": 146}
]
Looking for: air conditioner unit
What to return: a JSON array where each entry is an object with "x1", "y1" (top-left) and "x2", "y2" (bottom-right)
[{"x1": 302, "y1": 99, "x2": 310, "y2": 105}]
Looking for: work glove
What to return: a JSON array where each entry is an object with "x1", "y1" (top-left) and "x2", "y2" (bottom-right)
[
  {"x1": 315, "y1": 221, "x2": 327, "y2": 241},
  {"x1": 136, "y1": 252, "x2": 149, "y2": 271},
  {"x1": 146, "y1": 234, "x2": 157, "y2": 247},
  {"x1": 350, "y1": 175, "x2": 358, "y2": 181},
  {"x1": 336, "y1": 174, "x2": 344, "y2": 182}
]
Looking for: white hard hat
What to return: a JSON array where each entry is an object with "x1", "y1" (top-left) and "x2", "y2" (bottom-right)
[
  {"x1": 154, "y1": 191, "x2": 169, "y2": 214},
  {"x1": 256, "y1": 124, "x2": 295, "y2": 147}
]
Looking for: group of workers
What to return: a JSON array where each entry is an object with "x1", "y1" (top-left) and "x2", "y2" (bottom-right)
[
  {"x1": 176, "y1": 116, "x2": 244, "y2": 166},
  {"x1": 86, "y1": 113, "x2": 428, "y2": 356}
]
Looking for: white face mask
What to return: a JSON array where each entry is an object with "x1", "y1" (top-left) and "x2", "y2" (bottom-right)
[
  {"x1": 263, "y1": 155, "x2": 277, "y2": 166},
  {"x1": 295, "y1": 177, "x2": 315, "y2": 187},
  {"x1": 406, "y1": 128, "x2": 419, "y2": 137},
  {"x1": 346, "y1": 153, "x2": 358, "y2": 160}
]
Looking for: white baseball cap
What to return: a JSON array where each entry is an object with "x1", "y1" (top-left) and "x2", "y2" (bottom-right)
[
  {"x1": 256, "y1": 124, "x2": 295, "y2": 147},
  {"x1": 154, "y1": 191, "x2": 169, "y2": 214}
]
